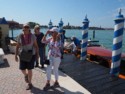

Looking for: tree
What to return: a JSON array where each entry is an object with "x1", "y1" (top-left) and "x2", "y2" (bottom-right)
[{"x1": 28, "y1": 22, "x2": 40, "y2": 28}]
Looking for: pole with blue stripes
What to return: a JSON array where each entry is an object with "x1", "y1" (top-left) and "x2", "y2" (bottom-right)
[
  {"x1": 48, "y1": 20, "x2": 53, "y2": 29},
  {"x1": 58, "y1": 18, "x2": 64, "y2": 32},
  {"x1": 110, "y1": 9, "x2": 125, "y2": 76},
  {"x1": 80, "y1": 15, "x2": 89, "y2": 61}
]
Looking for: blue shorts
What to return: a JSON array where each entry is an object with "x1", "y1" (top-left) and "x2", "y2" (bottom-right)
[{"x1": 19, "y1": 55, "x2": 36, "y2": 70}]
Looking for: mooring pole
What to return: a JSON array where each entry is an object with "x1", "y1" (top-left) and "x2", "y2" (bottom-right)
[
  {"x1": 110, "y1": 9, "x2": 125, "y2": 76},
  {"x1": 80, "y1": 15, "x2": 89, "y2": 61}
]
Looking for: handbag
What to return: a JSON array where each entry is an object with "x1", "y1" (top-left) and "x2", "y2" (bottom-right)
[
  {"x1": 44, "y1": 59, "x2": 50, "y2": 65},
  {"x1": 20, "y1": 50, "x2": 33, "y2": 62}
]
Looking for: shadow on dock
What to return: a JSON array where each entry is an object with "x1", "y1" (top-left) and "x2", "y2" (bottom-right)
[
  {"x1": 0, "y1": 58, "x2": 10, "y2": 68},
  {"x1": 30, "y1": 86, "x2": 65, "y2": 94}
]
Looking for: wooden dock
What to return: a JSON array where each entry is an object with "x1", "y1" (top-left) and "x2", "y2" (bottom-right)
[{"x1": 60, "y1": 54, "x2": 125, "y2": 94}]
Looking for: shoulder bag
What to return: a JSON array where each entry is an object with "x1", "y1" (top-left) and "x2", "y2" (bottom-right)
[{"x1": 20, "y1": 50, "x2": 33, "y2": 62}]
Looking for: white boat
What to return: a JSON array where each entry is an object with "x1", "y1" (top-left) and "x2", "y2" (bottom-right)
[{"x1": 8, "y1": 40, "x2": 17, "y2": 54}]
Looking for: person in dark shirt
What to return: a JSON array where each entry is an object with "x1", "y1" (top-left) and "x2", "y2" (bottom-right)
[
  {"x1": 60, "y1": 30, "x2": 68, "y2": 44},
  {"x1": 70, "y1": 36, "x2": 81, "y2": 58},
  {"x1": 34, "y1": 25, "x2": 45, "y2": 68},
  {"x1": 68, "y1": 36, "x2": 81, "y2": 53},
  {"x1": 60, "y1": 29, "x2": 68, "y2": 59},
  {"x1": 71, "y1": 37, "x2": 81, "y2": 47}
]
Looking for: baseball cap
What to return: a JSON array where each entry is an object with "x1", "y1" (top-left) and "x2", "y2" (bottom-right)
[
  {"x1": 49, "y1": 27, "x2": 59, "y2": 33},
  {"x1": 34, "y1": 25, "x2": 40, "y2": 29},
  {"x1": 23, "y1": 23, "x2": 30, "y2": 27}
]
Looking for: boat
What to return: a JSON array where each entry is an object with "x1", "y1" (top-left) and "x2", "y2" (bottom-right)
[
  {"x1": 8, "y1": 39, "x2": 17, "y2": 54},
  {"x1": 87, "y1": 39, "x2": 101, "y2": 47},
  {"x1": 87, "y1": 46, "x2": 125, "y2": 79}
]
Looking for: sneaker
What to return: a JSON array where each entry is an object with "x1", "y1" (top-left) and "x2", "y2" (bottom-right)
[
  {"x1": 24, "y1": 75, "x2": 28, "y2": 83},
  {"x1": 35, "y1": 65, "x2": 39, "y2": 67},
  {"x1": 52, "y1": 82, "x2": 60, "y2": 87},
  {"x1": 35, "y1": 61, "x2": 39, "y2": 67},
  {"x1": 26, "y1": 83, "x2": 33, "y2": 90},
  {"x1": 41, "y1": 64, "x2": 44, "y2": 68},
  {"x1": 43, "y1": 83, "x2": 50, "y2": 91},
  {"x1": 41, "y1": 66, "x2": 44, "y2": 69}
]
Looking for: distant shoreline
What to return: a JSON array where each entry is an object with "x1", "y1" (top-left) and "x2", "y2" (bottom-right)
[{"x1": 10, "y1": 25, "x2": 114, "y2": 30}]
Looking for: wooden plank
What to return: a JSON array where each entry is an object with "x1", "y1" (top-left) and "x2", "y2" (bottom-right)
[
  {"x1": 96, "y1": 80, "x2": 125, "y2": 94},
  {"x1": 60, "y1": 54, "x2": 125, "y2": 94}
]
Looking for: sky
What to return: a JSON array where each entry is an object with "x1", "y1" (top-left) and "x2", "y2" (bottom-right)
[{"x1": 0, "y1": 0, "x2": 125, "y2": 28}]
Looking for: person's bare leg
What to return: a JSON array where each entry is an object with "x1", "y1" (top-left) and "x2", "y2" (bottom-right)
[
  {"x1": 21, "y1": 69, "x2": 27, "y2": 76},
  {"x1": 25, "y1": 70, "x2": 33, "y2": 90},
  {"x1": 27, "y1": 70, "x2": 32, "y2": 84},
  {"x1": 21, "y1": 69, "x2": 29, "y2": 83}
]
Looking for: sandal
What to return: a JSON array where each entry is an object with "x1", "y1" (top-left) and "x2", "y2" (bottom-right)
[
  {"x1": 24, "y1": 75, "x2": 28, "y2": 83},
  {"x1": 26, "y1": 83, "x2": 33, "y2": 90},
  {"x1": 43, "y1": 83, "x2": 50, "y2": 91},
  {"x1": 52, "y1": 82, "x2": 60, "y2": 87}
]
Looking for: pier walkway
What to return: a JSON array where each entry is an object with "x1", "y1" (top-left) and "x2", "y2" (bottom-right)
[
  {"x1": 60, "y1": 54, "x2": 125, "y2": 94},
  {"x1": 0, "y1": 53, "x2": 90, "y2": 94}
]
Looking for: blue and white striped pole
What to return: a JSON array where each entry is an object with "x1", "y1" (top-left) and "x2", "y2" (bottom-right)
[
  {"x1": 80, "y1": 15, "x2": 89, "y2": 61},
  {"x1": 58, "y1": 18, "x2": 64, "y2": 32},
  {"x1": 48, "y1": 20, "x2": 53, "y2": 29},
  {"x1": 110, "y1": 9, "x2": 125, "y2": 76}
]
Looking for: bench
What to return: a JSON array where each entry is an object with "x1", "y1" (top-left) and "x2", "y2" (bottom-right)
[{"x1": 0, "y1": 48, "x2": 4, "y2": 64}]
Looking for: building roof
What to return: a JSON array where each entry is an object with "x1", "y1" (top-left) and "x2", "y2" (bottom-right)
[
  {"x1": 7, "y1": 20, "x2": 19, "y2": 24},
  {"x1": 0, "y1": 17, "x2": 8, "y2": 24}
]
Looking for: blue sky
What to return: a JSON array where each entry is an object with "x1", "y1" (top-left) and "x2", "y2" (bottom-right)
[{"x1": 0, "y1": 0, "x2": 125, "y2": 28}]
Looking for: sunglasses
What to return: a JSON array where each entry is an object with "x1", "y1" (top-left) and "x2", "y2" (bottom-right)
[
  {"x1": 50, "y1": 32, "x2": 54, "y2": 34},
  {"x1": 36, "y1": 28, "x2": 40, "y2": 30},
  {"x1": 24, "y1": 26, "x2": 29, "y2": 28}
]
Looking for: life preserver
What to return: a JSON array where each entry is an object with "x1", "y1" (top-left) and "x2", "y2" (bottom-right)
[{"x1": 119, "y1": 74, "x2": 125, "y2": 79}]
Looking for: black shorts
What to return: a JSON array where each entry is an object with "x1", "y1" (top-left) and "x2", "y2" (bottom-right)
[{"x1": 19, "y1": 55, "x2": 36, "y2": 70}]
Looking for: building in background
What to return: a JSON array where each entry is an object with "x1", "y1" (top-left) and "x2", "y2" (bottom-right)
[
  {"x1": 7, "y1": 20, "x2": 19, "y2": 28},
  {"x1": 0, "y1": 17, "x2": 9, "y2": 49}
]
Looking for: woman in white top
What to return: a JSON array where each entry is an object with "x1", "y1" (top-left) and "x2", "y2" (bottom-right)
[{"x1": 42, "y1": 27, "x2": 61, "y2": 90}]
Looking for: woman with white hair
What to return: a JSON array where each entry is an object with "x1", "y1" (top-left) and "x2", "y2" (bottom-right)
[
  {"x1": 42, "y1": 27, "x2": 61, "y2": 90},
  {"x1": 34, "y1": 25, "x2": 45, "y2": 68}
]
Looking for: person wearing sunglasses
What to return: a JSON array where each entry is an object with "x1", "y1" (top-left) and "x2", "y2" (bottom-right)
[{"x1": 15, "y1": 23, "x2": 39, "y2": 90}]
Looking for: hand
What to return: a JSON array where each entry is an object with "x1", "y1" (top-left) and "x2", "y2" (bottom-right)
[
  {"x1": 56, "y1": 34, "x2": 61, "y2": 41},
  {"x1": 46, "y1": 30, "x2": 50, "y2": 35},
  {"x1": 15, "y1": 55, "x2": 18, "y2": 62},
  {"x1": 57, "y1": 34, "x2": 61, "y2": 38},
  {"x1": 36, "y1": 54, "x2": 39, "y2": 60}
]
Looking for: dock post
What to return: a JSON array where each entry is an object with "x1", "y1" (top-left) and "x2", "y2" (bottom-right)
[
  {"x1": 48, "y1": 20, "x2": 53, "y2": 29},
  {"x1": 110, "y1": 9, "x2": 125, "y2": 76},
  {"x1": 80, "y1": 15, "x2": 89, "y2": 61},
  {"x1": 93, "y1": 30, "x2": 95, "y2": 39}
]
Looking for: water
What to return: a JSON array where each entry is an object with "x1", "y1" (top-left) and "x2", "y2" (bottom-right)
[{"x1": 9, "y1": 29, "x2": 125, "y2": 52}]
